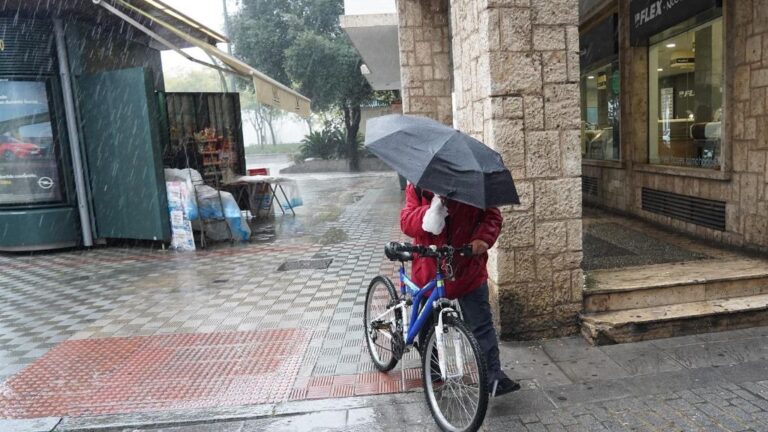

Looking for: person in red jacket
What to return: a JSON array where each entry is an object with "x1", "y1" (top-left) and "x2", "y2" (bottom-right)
[{"x1": 400, "y1": 183, "x2": 520, "y2": 397}]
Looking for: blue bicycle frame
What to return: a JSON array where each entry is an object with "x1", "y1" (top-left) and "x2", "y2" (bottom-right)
[{"x1": 399, "y1": 266, "x2": 446, "y2": 345}]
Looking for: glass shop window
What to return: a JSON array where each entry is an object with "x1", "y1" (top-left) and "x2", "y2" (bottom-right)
[
  {"x1": 581, "y1": 60, "x2": 621, "y2": 161},
  {"x1": 648, "y1": 18, "x2": 724, "y2": 169},
  {"x1": 0, "y1": 79, "x2": 64, "y2": 206}
]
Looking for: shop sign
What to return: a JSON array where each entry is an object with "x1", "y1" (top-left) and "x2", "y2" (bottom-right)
[
  {"x1": 596, "y1": 73, "x2": 608, "y2": 90},
  {"x1": 672, "y1": 56, "x2": 695, "y2": 66},
  {"x1": 0, "y1": 167, "x2": 62, "y2": 205},
  {"x1": 630, "y1": 0, "x2": 720, "y2": 46}
]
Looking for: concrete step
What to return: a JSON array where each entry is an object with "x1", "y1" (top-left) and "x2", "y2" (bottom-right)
[
  {"x1": 581, "y1": 293, "x2": 768, "y2": 345},
  {"x1": 584, "y1": 259, "x2": 768, "y2": 313}
]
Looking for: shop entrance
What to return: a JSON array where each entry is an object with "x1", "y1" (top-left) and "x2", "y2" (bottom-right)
[
  {"x1": 78, "y1": 67, "x2": 170, "y2": 242},
  {"x1": 580, "y1": 207, "x2": 768, "y2": 345}
]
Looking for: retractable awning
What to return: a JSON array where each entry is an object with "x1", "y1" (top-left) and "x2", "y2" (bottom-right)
[{"x1": 93, "y1": 0, "x2": 312, "y2": 118}]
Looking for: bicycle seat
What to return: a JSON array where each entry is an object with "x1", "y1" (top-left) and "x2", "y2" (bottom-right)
[{"x1": 385, "y1": 242, "x2": 414, "y2": 262}]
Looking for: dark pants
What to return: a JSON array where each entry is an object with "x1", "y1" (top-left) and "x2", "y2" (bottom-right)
[
  {"x1": 458, "y1": 282, "x2": 506, "y2": 385},
  {"x1": 420, "y1": 282, "x2": 506, "y2": 385}
]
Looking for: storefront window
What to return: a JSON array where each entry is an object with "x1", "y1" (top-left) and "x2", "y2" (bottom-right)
[
  {"x1": 648, "y1": 18, "x2": 723, "y2": 169},
  {"x1": 0, "y1": 79, "x2": 63, "y2": 205},
  {"x1": 581, "y1": 61, "x2": 620, "y2": 161}
]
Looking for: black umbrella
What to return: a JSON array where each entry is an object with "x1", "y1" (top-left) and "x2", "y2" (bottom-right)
[{"x1": 365, "y1": 114, "x2": 519, "y2": 209}]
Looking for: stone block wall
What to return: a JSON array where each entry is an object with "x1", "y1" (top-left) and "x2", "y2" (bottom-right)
[
  {"x1": 582, "y1": 165, "x2": 629, "y2": 211},
  {"x1": 726, "y1": 0, "x2": 768, "y2": 250},
  {"x1": 450, "y1": 0, "x2": 584, "y2": 340},
  {"x1": 396, "y1": 0, "x2": 453, "y2": 125},
  {"x1": 398, "y1": 0, "x2": 584, "y2": 340}
]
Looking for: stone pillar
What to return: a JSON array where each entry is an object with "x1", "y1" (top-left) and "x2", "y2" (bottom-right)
[
  {"x1": 451, "y1": 0, "x2": 583, "y2": 339},
  {"x1": 396, "y1": 0, "x2": 453, "y2": 125},
  {"x1": 730, "y1": 0, "x2": 768, "y2": 251}
]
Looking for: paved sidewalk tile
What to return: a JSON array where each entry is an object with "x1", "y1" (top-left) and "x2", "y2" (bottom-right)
[
  {"x1": 6, "y1": 172, "x2": 768, "y2": 428},
  {"x1": 0, "y1": 174, "x2": 413, "y2": 419}
]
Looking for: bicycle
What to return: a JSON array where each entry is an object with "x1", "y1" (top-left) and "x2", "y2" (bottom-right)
[{"x1": 364, "y1": 242, "x2": 489, "y2": 432}]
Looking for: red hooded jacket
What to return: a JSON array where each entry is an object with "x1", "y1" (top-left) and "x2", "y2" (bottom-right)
[{"x1": 400, "y1": 184, "x2": 503, "y2": 299}]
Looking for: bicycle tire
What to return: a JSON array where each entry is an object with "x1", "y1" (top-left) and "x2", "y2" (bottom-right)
[
  {"x1": 363, "y1": 275, "x2": 401, "y2": 372},
  {"x1": 422, "y1": 315, "x2": 489, "y2": 432}
]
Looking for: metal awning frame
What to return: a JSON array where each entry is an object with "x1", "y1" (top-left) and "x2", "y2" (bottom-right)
[
  {"x1": 93, "y1": 0, "x2": 241, "y2": 78},
  {"x1": 92, "y1": 0, "x2": 312, "y2": 118}
]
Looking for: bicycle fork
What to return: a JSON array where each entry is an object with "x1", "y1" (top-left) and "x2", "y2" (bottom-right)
[{"x1": 434, "y1": 306, "x2": 465, "y2": 380}]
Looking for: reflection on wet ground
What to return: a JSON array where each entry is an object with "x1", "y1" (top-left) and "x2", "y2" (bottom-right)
[{"x1": 247, "y1": 172, "x2": 396, "y2": 247}]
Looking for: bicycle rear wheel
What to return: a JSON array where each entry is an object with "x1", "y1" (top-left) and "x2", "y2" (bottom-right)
[
  {"x1": 364, "y1": 276, "x2": 401, "y2": 372},
  {"x1": 422, "y1": 315, "x2": 488, "y2": 432}
]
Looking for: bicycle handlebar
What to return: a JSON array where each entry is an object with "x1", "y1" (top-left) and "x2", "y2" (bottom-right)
[{"x1": 387, "y1": 242, "x2": 473, "y2": 258}]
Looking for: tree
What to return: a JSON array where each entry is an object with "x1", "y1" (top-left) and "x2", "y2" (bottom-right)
[
  {"x1": 239, "y1": 89, "x2": 283, "y2": 146},
  {"x1": 230, "y1": 0, "x2": 373, "y2": 170}
]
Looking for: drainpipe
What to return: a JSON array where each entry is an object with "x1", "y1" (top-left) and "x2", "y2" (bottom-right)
[{"x1": 53, "y1": 19, "x2": 94, "y2": 247}]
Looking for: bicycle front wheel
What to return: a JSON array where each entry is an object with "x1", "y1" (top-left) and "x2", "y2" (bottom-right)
[
  {"x1": 364, "y1": 275, "x2": 401, "y2": 372},
  {"x1": 423, "y1": 315, "x2": 489, "y2": 432}
]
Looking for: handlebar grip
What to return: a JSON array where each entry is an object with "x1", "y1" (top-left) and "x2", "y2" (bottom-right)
[{"x1": 457, "y1": 245, "x2": 474, "y2": 257}]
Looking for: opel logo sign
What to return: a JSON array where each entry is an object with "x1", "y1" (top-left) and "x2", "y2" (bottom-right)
[{"x1": 37, "y1": 177, "x2": 54, "y2": 190}]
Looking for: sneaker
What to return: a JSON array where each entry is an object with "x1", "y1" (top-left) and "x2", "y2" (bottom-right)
[{"x1": 490, "y1": 377, "x2": 521, "y2": 397}]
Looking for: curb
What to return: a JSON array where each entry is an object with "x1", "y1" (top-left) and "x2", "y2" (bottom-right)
[{"x1": 51, "y1": 393, "x2": 423, "y2": 431}]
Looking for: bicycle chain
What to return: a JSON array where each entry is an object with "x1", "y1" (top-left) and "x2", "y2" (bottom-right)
[{"x1": 388, "y1": 298, "x2": 406, "y2": 361}]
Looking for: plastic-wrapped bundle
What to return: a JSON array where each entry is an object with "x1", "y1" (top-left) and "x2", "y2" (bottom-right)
[
  {"x1": 279, "y1": 180, "x2": 303, "y2": 210},
  {"x1": 195, "y1": 186, "x2": 251, "y2": 241},
  {"x1": 164, "y1": 168, "x2": 250, "y2": 241},
  {"x1": 163, "y1": 168, "x2": 199, "y2": 220}
]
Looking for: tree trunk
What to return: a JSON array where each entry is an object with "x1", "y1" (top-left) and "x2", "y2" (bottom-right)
[
  {"x1": 305, "y1": 117, "x2": 313, "y2": 134},
  {"x1": 245, "y1": 110, "x2": 263, "y2": 147},
  {"x1": 266, "y1": 118, "x2": 277, "y2": 146},
  {"x1": 343, "y1": 104, "x2": 361, "y2": 172}
]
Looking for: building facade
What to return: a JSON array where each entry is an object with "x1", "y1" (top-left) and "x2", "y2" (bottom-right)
[
  {"x1": 1, "y1": 1, "x2": 307, "y2": 252},
  {"x1": 350, "y1": 0, "x2": 768, "y2": 340},
  {"x1": 582, "y1": 0, "x2": 768, "y2": 254},
  {"x1": 0, "y1": 10, "x2": 172, "y2": 250}
]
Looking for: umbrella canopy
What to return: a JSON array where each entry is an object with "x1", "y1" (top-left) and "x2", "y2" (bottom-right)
[{"x1": 365, "y1": 114, "x2": 519, "y2": 209}]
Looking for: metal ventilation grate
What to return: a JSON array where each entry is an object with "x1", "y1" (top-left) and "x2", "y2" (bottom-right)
[
  {"x1": 0, "y1": 18, "x2": 56, "y2": 76},
  {"x1": 277, "y1": 258, "x2": 333, "y2": 271},
  {"x1": 641, "y1": 188, "x2": 726, "y2": 231},
  {"x1": 582, "y1": 176, "x2": 599, "y2": 196}
]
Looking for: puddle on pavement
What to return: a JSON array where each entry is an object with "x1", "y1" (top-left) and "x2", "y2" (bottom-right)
[
  {"x1": 249, "y1": 218, "x2": 308, "y2": 244},
  {"x1": 250, "y1": 224, "x2": 278, "y2": 243},
  {"x1": 311, "y1": 208, "x2": 342, "y2": 224},
  {"x1": 317, "y1": 227, "x2": 348, "y2": 245}
]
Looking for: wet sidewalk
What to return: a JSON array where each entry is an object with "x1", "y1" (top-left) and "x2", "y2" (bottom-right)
[
  {"x1": 0, "y1": 172, "x2": 408, "y2": 417},
  {"x1": 48, "y1": 326, "x2": 768, "y2": 431},
  {"x1": 4, "y1": 171, "x2": 768, "y2": 431}
]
